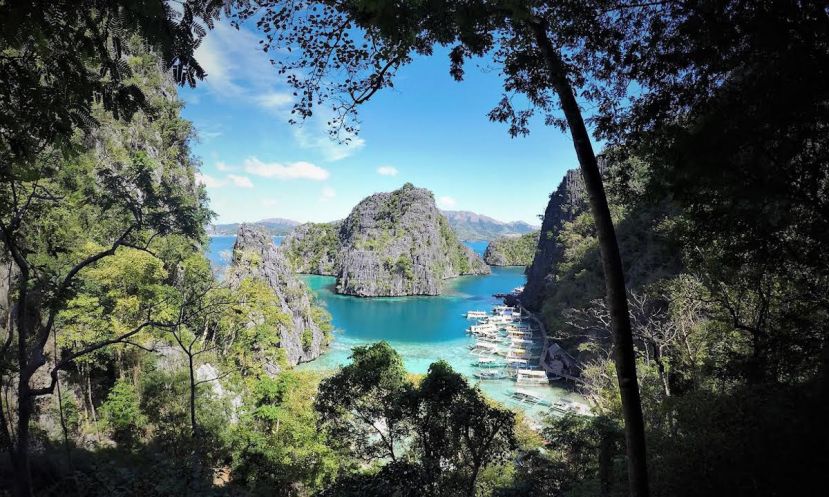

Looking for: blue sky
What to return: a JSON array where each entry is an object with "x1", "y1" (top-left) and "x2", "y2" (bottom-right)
[{"x1": 180, "y1": 21, "x2": 580, "y2": 225}]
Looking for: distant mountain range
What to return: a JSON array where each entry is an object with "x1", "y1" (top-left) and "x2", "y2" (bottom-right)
[
  {"x1": 440, "y1": 210, "x2": 538, "y2": 241},
  {"x1": 207, "y1": 218, "x2": 300, "y2": 236},
  {"x1": 209, "y1": 211, "x2": 537, "y2": 241}
]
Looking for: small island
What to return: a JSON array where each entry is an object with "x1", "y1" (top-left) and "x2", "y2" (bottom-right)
[
  {"x1": 483, "y1": 231, "x2": 540, "y2": 266},
  {"x1": 282, "y1": 183, "x2": 490, "y2": 296}
]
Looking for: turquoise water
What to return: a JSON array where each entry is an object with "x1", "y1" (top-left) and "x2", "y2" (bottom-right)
[
  {"x1": 206, "y1": 236, "x2": 579, "y2": 421},
  {"x1": 298, "y1": 269, "x2": 579, "y2": 420}
]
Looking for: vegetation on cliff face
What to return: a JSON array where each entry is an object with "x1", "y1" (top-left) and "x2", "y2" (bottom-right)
[
  {"x1": 282, "y1": 221, "x2": 341, "y2": 275},
  {"x1": 282, "y1": 183, "x2": 489, "y2": 297},
  {"x1": 483, "y1": 232, "x2": 540, "y2": 267}
]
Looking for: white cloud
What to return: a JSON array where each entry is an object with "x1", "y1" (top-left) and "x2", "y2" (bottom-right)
[
  {"x1": 216, "y1": 161, "x2": 232, "y2": 172},
  {"x1": 195, "y1": 172, "x2": 254, "y2": 189},
  {"x1": 320, "y1": 186, "x2": 336, "y2": 201},
  {"x1": 227, "y1": 174, "x2": 254, "y2": 188},
  {"x1": 293, "y1": 125, "x2": 366, "y2": 162},
  {"x1": 195, "y1": 173, "x2": 224, "y2": 188},
  {"x1": 437, "y1": 196, "x2": 457, "y2": 209},
  {"x1": 244, "y1": 157, "x2": 330, "y2": 181},
  {"x1": 196, "y1": 23, "x2": 293, "y2": 107},
  {"x1": 256, "y1": 92, "x2": 294, "y2": 109},
  {"x1": 261, "y1": 198, "x2": 279, "y2": 207},
  {"x1": 377, "y1": 165, "x2": 398, "y2": 176}
]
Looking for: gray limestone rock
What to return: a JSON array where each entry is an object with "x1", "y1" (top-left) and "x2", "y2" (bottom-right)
[{"x1": 226, "y1": 224, "x2": 327, "y2": 367}]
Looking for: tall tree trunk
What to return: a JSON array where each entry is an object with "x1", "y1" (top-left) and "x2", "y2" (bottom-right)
[
  {"x1": 530, "y1": 19, "x2": 650, "y2": 497},
  {"x1": 14, "y1": 382, "x2": 33, "y2": 497},
  {"x1": 188, "y1": 353, "x2": 197, "y2": 438}
]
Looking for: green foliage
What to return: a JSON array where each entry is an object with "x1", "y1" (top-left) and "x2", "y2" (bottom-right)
[
  {"x1": 484, "y1": 231, "x2": 539, "y2": 266},
  {"x1": 301, "y1": 329, "x2": 314, "y2": 349},
  {"x1": 0, "y1": 1, "x2": 221, "y2": 175},
  {"x1": 316, "y1": 342, "x2": 412, "y2": 462},
  {"x1": 316, "y1": 343, "x2": 517, "y2": 496},
  {"x1": 284, "y1": 222, "x2": 340, "y2": 273},
  {"x1": 217, "y1": 277, "x2": 292, "y2": 377},
  {"x1": 395, "y1": 255, "x2": 415, "y2": 281},
  {"x1": 227, "y1": 372, "x2": 343, "y2": 495},
  {"x1": 100, "y1": 378, "x2": 146, "y2": 446}
]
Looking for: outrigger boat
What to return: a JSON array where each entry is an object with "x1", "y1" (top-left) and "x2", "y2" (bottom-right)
[
  {"x1": 469, "y1": 342, "x2": 501, "y2": 355},
  {"x1": 474, "y1": 370, "x2": 509, "y2": 380},
  {"x1": 505, "y1": 358, "x2": 530, "y2": 368},
  {"x1": 516, "y1": 369, "x2": 550, "y2": 385},
  {"x1": 511, "y1": 388, "x2": 551, "y2": 406},
  {"x1": 468, "y1": 323, "x2": 498, "y2": 334},
  {"x1": 466, "y1": 310, "x2": 488, "y2": 319},
  {"x1": 472, "y1": 357, "x2": 507, "y2": 368},
  {"x1": 552, "y1": 399, "x2": 591, "y2": 415}
]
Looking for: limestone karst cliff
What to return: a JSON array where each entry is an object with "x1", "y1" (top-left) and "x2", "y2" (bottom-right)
[
  {"x1": 521, "y1": 168, "x2": 591, "y2": 310},
  {"x1": 282, "y1": 183, "x2": 490, "y2": 296},
  {"x1": 226, "y1": 224, "x2": 330, "y2": 368}
]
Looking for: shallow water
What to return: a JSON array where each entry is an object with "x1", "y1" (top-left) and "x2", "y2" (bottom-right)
[{"x1": 207, "y1": 236, "x2": 580, "y2": 420}]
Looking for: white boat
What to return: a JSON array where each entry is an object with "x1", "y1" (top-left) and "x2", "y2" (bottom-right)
[
  {"x1": 511, "y1": 388, "x2": 551, "y2": 406},
  {"x1": 472, "y1": 357, "x2": 507, "y2": 368},
  {"x1": 552, "y1": 399, "x2": 592, "y2": 415},
  {"x1": 466, "y1": 310, "x2": 488, "y2": 319},
  {"x1": 469, "y1": 342, "x2": 501, "y2": 355},
  {"x1": 474, "y1": 370, "x2": 508, "y2": 380},
  {"x1": 516, "y1": 369, "x2": 549, "y2": 385},
  {"x1": 507, "y1": 347, "x2": 542, "y2": 358},
  {"x1": 506, "y1": 358, "x2": 530, "y2": 368},
  {"x1": 468, "y1": 323, "x2": 498, "y2": 334}
]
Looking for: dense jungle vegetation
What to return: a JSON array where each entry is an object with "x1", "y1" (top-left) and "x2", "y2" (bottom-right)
[{"x1": 2, "y1": 1, "x2": 827, "y2": 497}]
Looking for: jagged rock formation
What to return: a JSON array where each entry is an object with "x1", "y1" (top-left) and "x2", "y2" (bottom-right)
[
  {"x1": 522, "y1": 168, "x2": 592, "y2": 310},
  {"x1": 483, "y1": 231, "x2": 540, "y2": 266},
  {"x1": 226, "y1": 224, "x2": 328, "y2": 368},
  {"x1": 283, "y1": 183, "x2": 490, "y2": 296},
  {"x1": 282, "y1": 221, "x2": 341, "y2": 275},
  {"x1": 441, "y1": 210, "x2": 538, "y2": 240}
]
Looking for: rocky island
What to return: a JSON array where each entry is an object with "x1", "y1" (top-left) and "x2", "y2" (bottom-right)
[
  {"x1": 483, "y1": 231, "x2": 540, "y2": 266},
  {"x1": 226, "y1": 224, "x2": 331, "y2": 369},
  {"x1": 282, "y1": 183, "x2": 490, "y2": 296}
]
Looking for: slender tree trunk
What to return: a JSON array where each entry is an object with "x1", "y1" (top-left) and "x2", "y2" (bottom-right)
[
  {"x1": 188, "y1": 353, "x2": 197, "y2": 438},
  {"x1": 14, "y1": 311, "x2": 35, "y2": 497},
  {"x1": 653, "y1": 344, "x2": 670, "y2": 397},
  {"x1": 530, "y1": 19, "x2": 650, "y2": 497},
  {"x1": 15, "y1": 381, "x2": 33, "y2": 497}
]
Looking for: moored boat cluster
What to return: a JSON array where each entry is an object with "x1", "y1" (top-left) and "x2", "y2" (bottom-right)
[{"x1": 464, "y1": 305, "x2": 590, "y2": 414}]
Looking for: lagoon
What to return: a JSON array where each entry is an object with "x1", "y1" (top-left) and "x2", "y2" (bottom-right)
[{"x1": 207, "y1": 236, "x2": 579, "y2": 419}]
